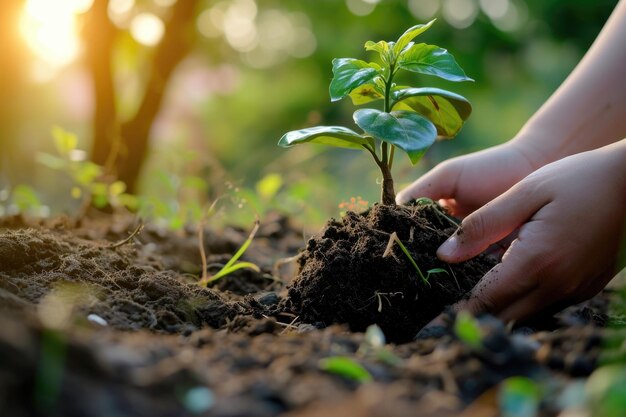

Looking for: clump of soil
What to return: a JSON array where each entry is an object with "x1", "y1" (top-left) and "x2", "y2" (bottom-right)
[{"x1": 288, "y1": 203, "x2": 496, "y2": 343}]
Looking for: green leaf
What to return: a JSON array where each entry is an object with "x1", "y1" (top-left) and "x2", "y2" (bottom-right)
[
  {"x1": 12, "y1": 185, "x2": 41, "y2": 212},
  {"x1": 117, "y1": 193, "x2": 139, "y2": 210},
  {"x1": 182, "y1": 176, "x2": 209, "y2": 191},
  {"x1": 394, "y1": 19, "x2": 436, "y2": 56},
  {"x1": 109, "y1": 180, "x2": 126, "y2": 196},
  {"x1": 498, "y1": 377, "x2": 541, "y2": 417},
  {"x1": 36, "y1": 153, "x2": 67, "y2": 170},
  {"x1": 364, "y1": 40, "x2": 392, "y2": 64},
  {"x1": 398, "y1": 43, "x2": 473, "y2": 82},
  {"x1": 329, "y1": 58, "x2": 380, "y2": 102},
  {"x1": 319, "y1": 356, "x2": 372, "y2": 383},
  {"x1": 353, "y1": 109, "x2": 437, "y2": 164},
  {"x1": 256, "y1": 173, "x2": 283, "y2": 201},
  {"x1": 454, "y1": 311, "x2": 482, "y2": 349},
  {"x1": 392, "y1": 87, "x2": 471, "y2": 137},
  {"x1": 51, "y1": 126, "x2": 78, "y2": 155},
  {"x1": 278, "y1": 126, "x2": 375, "y2": 150},
  {"x1": 349, "y1": 84, "x2": 384, "y2": 105},
  {"x1": 73, "y1": 162, "x2": 102, "y2": 186}
]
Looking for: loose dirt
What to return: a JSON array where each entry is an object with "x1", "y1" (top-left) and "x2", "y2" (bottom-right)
[{"x1": 0, "y1": 212, "x2": 617, "y2": 417}]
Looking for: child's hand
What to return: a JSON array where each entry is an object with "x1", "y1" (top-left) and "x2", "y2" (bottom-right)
[{"x1": 438, "y1": 140, "x2": 626, "y2": 321}]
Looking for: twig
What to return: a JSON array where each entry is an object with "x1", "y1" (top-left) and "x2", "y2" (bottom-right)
[
  {"x1": 107, "y1": 222, "x2": 144, "y2": 249},
  {"x1": 198, "y1": 217, "x2": 208, "y2": 283},
  {"x1": 198, "y1": 199, "x2": 221, "y2": 283}
]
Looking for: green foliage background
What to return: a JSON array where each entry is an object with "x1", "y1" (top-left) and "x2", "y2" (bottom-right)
[{"x1": 0, "y1": 0, "x2": 618, "y2": 228}]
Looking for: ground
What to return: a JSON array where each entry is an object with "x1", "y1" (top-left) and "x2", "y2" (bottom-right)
[{"x1": 0, "y1": 209, "x2": 618, "y2": 417}]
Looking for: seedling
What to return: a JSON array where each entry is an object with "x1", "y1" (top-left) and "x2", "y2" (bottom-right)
[
  {"x1": 498, "y1": 377, "x2": 541, "y2": 417},
  {"x1": 454, "y1": 310, "x2": 483, "y2": 350},
  {"x1": 318, "y1": 356, "x2": 373, "y2": 383},
  {"x1": 359, "y1": 324, "x2": 403, "y2": 366},
  {"x1": 198, "y1": 219, "x2": 261, "y2": 286},
  {"x1": 279, "y1": 20, "x2": 472, "y2": 205},
  {"x1": 37, "y1": 126, "x2": 138, "y2": 211},
  {"x1": 383, "y1": 232, "x2": 448, "y2": 285}
]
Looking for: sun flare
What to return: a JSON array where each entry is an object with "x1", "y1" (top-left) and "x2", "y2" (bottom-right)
[{"x1": 19, "y1": 0, "x2": 93, "y2": 71}]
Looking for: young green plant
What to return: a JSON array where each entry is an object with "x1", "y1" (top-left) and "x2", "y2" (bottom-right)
[{"x1": 278, "y1": 20, "x2": 473, "y2": 205}]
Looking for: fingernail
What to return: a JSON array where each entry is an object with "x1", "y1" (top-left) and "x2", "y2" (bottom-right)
[{"x1": 437, "y1": 234, "x2": 459, "y2": 259}]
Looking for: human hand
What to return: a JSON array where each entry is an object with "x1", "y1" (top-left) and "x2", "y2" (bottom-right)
[
  {"x1": 396, "y1": 140, "x2": 542, "y2": 217},
  {"x1": 437, "y1": 140, "x2": 626, "y2": 322}
]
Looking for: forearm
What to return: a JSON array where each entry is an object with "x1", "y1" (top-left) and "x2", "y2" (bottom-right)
[{"x1": 512, "y1": 0, "x2": 626, "y2": 167}]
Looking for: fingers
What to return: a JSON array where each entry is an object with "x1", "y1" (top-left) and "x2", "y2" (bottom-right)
[
  {"x1": 455, "y1": 241, "x2": 544, "y2": 317},
  {"x1": 395, "y1": 160, "x2": 462, "y2": 205},
  {"x1": 437, "y1": 181, "x2": 549, "y2": 263}
]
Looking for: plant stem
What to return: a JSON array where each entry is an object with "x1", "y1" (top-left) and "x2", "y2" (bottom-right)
[
  {"x1": 379, "y1": 64, "x2": 396, "y2": 206},
  {"x1": 380, "y1": 163, "x2": 396, "y2": 206}
]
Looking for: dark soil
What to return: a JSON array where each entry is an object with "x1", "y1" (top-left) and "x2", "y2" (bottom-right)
[
  {"x1": 0, "y1": 212, "x2": 620, "y2": 417},
  {"x1": 288, "y1": 203, "x2": 495, "y2": 343}
]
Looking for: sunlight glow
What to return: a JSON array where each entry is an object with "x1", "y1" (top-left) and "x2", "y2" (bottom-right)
[
  {"x1": 108, "y1": 0, "x2": 135, "y2": 27},
  {"x1": 19, "y1": 0, "x2": 93, "y2": 72},
  {"x1": 130, "y1": 12, "x2": 165, "y2": 46}
]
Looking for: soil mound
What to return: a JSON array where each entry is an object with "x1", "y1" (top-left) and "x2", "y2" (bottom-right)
[{"x1": 287, "y1": 203, "x2": 496, "y2": 343}]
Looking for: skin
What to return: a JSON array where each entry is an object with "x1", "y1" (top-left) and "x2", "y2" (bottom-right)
[{"x1": 397, "y1": 0, "x2": 626, "y2": 323}]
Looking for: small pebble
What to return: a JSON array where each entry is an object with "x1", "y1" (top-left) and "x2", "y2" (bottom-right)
[
  {"x1": 183, "y1": 387, "x2": 215, "y2": 414},
  {"x1": 87, "y1": 314, "x2": 107, "y2": 326}
]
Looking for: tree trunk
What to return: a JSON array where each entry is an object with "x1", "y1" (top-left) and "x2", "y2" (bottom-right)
[
  {"x1": 84, "y1": 0, "x2": 118, "y2": 171},
  {"x1": 0, "y1": 0, "x2": 28, "y2": 185},
  {"x1": 116, "y1": 0, "x2": 199, "y2": 192},
  {"x1": 85, "y1": 0, "x2": 199, "y2": 193}
]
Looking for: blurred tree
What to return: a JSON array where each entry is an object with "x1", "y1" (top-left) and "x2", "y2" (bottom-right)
[
  {"x1": 0, "y1": 0, "x2": 28, "y2": 185},
  {"x1": 83, "y1": 0, "x2": 199, "y2": 193}
]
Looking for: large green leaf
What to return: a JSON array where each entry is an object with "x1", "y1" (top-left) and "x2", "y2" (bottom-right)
[
  {"x1": 392, "y1": 87, "x2": 472, "y2": 137},
  {"x1": 278, "y1": 126, "x2": 374, "y2": 150},
  {"x1": 353, "y1": 109, "x2": 437, "y2": 164},
  {"x1": 398, "y1": 43, "x2": 473, "y2": 82},
  {"x1": 393, "y1": 19, "x2": 436, "y2": 57},
  {"x1": 329, "y1": 58, "x2": 380, "y2": 102},
  {"x1": 349, "y1": 83, "x2": 384, "y2": 105}
]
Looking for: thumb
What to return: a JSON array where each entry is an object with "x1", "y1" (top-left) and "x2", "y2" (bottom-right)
[
  {"x1": 395, "y1": 160, "x2": 462, "y2": 205},
  {"x1": 437, "y1": 181, "x2": 548, "y2": 263}
]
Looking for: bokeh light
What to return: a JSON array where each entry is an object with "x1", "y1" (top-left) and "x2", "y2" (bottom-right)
[
  {"x1": 197, "y1": 1, "x2": 317, "y2": 68},
  {"x1": 442, "y1": 0, "x2": 478, "y2": 29},
  {"x1": 130, "y1": 12, "x2": 165, "y2": 46},
  {"x1": 19, "y1": 0, "x2": 93, "y2": 78},
  {"x1": 408, "y1": 0, "x2": 440, "y2": 21}
]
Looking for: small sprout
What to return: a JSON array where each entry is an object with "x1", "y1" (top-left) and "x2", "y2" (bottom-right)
[
  {"x1": 198, "y1": 219, "x2": 261, "y2": 286},
  {"x1": 38, "y1": 126, "x2": 138, "y2": 213},
  {"x1": 383, "y1": 232, "x2": 429, "y2": 285},
  {"x1": 360, "y1": 324, "x2": 404, "y2": 367},
  {"x1": 498, "y1": 376, "x2": 541, "y2": 417},
  {"x1": 364, "y1": 324, "x2": 386, "y2": 348},
  {"x1": 319, "y1": 356, "x2": 373, "y2": 383},
  {"x1": 11, "y1": 184, "x2": 43, "y2": 215},
  {"x1": 256, "y1": 173, "x2": 283, "y2": 201},
  {"x1": 454, "y1": 311, "x2": 483, "y2": 349}
]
